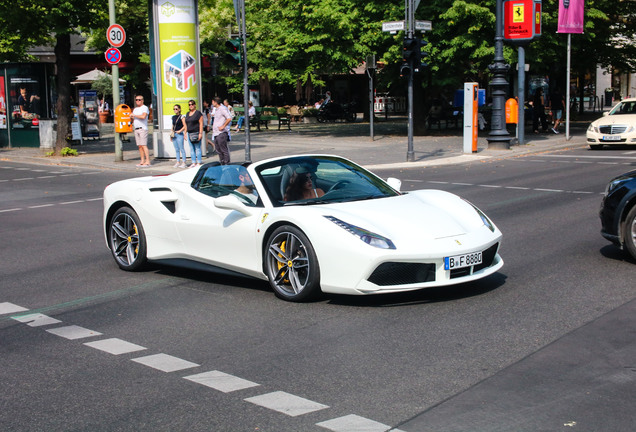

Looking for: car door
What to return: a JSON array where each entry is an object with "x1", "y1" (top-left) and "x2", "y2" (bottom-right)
[{"x1": 174, "y1": 165, "x2": 263, "y2": 277}]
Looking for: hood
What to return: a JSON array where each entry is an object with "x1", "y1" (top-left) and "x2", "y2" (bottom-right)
[
  {"x1": 593, "y1": 113, "x2": 636, "y2": 127},
  {"x1": 317, "y1": 190, "x2": 485, "y2": 242}
]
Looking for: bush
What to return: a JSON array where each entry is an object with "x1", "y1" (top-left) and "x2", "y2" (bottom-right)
[
  {"x1": 61, "y1": 147, "x2": 78, "y2": 157},
  {"x1": 302, "y1": 108, "x2": 318, "y2": 117}
]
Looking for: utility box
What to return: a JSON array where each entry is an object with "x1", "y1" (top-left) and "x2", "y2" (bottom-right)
[{"x1": 114, "y1": 104, "x2": 133, "y2": 133}]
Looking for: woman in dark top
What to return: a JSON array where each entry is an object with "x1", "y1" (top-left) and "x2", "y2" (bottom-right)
[
  {"x1": 171, "y1": 104, "x2": 187, "y2": 168},
  {"x1": 185, "y1": 99, "x2": 204, "y2": 167}
]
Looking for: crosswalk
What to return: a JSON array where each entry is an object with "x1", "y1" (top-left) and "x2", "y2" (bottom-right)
[{"x1": 1, "y1": 301, "x2": 405, "y2": 432}]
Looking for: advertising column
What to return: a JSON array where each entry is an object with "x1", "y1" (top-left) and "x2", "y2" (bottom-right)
[
  {"x1": 151, "y1": 0, "x2": 201, "y2": 158},
  {"x1": 463, "y1": 82, "x2": 478, "y2": 153}
]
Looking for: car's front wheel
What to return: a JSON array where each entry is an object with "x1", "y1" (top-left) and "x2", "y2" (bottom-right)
[
  {"x1": 108, "y1": 206, "x2": 147, "y2": 271},
  {"x1": 623, "y1": 206, "x2": 636, "y2": 260},
  {"x1": 265, "y1": 225, "x2": 321, "y2": 301}
]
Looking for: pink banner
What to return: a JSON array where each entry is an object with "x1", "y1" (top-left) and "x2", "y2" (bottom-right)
[{"x1": 558, "y1": 0, "x2": 584, "y2": 34}]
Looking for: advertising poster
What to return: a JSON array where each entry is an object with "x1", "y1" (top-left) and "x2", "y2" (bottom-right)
[
  {"x1": 156, "y1": 0, "x2": 199, "y2": 129},
  {"x1": 10, "y1": 76, "x2": 41, "y2": 129},
  {"x1": 0, "y1": 76, "x2": 6, "y2": 129},
  {"x1": 558, "y1": 0, "x2": 584, "y2": 34}
]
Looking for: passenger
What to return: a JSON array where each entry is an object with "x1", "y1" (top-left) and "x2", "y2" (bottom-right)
[
  {"x1": 284, "y1": 167, "x2": 325, "y2": 201},
  {"x1": 236, "y1": 167, "x2": 258, "y2": 201}
]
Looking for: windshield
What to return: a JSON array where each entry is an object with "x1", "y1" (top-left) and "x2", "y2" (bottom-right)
[
  {"x1": 609, "y1": 101, "x2": 636, "y2": 115},
  {"x1": 255, "y1": 156, "x2": 400, "y2": 207}
]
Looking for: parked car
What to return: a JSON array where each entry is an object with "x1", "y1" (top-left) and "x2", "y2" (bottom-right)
[
  {"x1": 600, "y1": 169, "x2": 636, "y2": 260},
  {"x1": 103, "y1": 155, "x2": 503, "y2": 302},
  {"x1": 587, "y1": 98, "x2": 636, "y2": 149}
]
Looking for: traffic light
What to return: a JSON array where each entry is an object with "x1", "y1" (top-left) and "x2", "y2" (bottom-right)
[
  {"x1": 225, "y1": 37, "x2": 241, "y2": 66},
  {"x1": 416, "y1": 38, "x2": 429, "y2": 71},
  {"x1": 400, "y1": 37, "x2": 417, "y2": 77}
]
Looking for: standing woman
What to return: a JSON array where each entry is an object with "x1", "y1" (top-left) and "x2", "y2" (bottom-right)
[
  {"x1": 185, "y1": 99, "x2": 204, "y2": 167},
  {"x1": 171, "y1": 104, "x2": 186, "y2": 168}
]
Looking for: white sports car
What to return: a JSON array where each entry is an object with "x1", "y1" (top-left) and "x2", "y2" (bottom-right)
[{"x1": 103, "y1": 155, "x2": 503, "y2": 301}]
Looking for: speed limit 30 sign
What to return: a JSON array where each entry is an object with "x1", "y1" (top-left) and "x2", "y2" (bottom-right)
[{"x1": 107, "y1": 24, "x2": 126, "y2": 48}]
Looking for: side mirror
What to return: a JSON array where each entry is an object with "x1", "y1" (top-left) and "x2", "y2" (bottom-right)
[
  {"x1": 603, "y1": 111, "x2": 609, "y2": 117},
  {"x1": 214, "y1": 194, "x2": 253, "y2": 216},
  {"x1": 386, "y1": 177, "x2": 402, "y2": 192}
]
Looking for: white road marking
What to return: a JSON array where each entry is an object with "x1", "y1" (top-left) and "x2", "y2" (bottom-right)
[
  {"x1": 0, "y1": 208, "x2": 23, "y2": 213},
  {"x1": 184, "y1": 370, "x2": 260, "y2": 393},
  {"x1": 534, "y1": 188, "x2": 564, "y2": 193},
  {"x1": 28, "y1": 204, "x2": 55, "y2": 209},
  {"x1": 86, "y1": 198, "x2": 103, "y2": 202},
  {"x1": 131, "y1": 353, "x2": 199, "y2": 372},
  {"x1": 46, "y1": 325, "x2": 102, "y2": 340},
  {"x1": 245, "y1": 391, "x2": 329, "y2": 417},
  {"x1": 13, "y1": 177, "x2": 34, "y2": 181},
  {"x1": 12, "y1": 313, "x2": 61, "y2": 327},
  {"x1": 317, "y1": 414, "x2": 406, "y2": 432},
  {"x1": 479, "y1": 184, "x2": 502, "y2": 188},
  {"x1": 505, "y1": 186, "x2": 531, "y2": 190},
  {"x1": 59, "y1": 200, "x2": 85, "y2": 205},
  {"x1": 36, "y1": 176, "x2": 56, "y2": 179},
  {"x1": 0, "y1": 302, "x2": 29, "y2": 314},
  {"x1": 84, "y1": 338, "x2": 147, "y2": 355}
]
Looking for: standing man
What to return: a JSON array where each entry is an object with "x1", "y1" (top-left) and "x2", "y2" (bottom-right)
[
  {"x1": 132, "y1": 95, "x2": 151, "y2": 167},
  {"x1": 211, "y1": 97, "x2": 233, "y2": 165}
]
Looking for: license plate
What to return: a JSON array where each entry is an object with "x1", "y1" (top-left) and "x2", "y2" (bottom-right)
[
  {"x1": 602, "y1": 135, "x2": 621, "y2": 141},
  {"x1": 444, "y1": 252, "x2": 482, "y2": 270}
]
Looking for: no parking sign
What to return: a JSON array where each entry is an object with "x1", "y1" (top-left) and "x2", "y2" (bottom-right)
[{"x1": 105, "y1": 47, "x2": 122, "y2": 65}]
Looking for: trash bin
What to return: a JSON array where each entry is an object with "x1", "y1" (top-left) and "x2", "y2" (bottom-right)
[
  {"x1": 605, "y1": 90, "x2": 613, "y2": 107},
  {"x1": 38, "y1": 119, "x2": 57, "y2": 149},
  {"x1": 505, "y1": 98, "x2": 518, "y2": 124},
  {"x1": 114, "y1": 104, "x2": 133, "y2": 133}
]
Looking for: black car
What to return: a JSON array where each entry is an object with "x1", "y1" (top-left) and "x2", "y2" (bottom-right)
[{"x1": 600, "y1": 169, "x2": 636, "y2": 260}]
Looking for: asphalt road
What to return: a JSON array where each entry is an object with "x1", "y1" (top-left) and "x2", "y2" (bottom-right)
[{"x1": 1, "y1": 148, "x2": 635, "y2": 432}]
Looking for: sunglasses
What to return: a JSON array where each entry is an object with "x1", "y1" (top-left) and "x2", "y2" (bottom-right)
[
  {"x1": 174, "y1": 108, "x2": 180, "y2": 110},
  {"x1": 188, "y1": 103, "x2": 195, "y2": 106}
]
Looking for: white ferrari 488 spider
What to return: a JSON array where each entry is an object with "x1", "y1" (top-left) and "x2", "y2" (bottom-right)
[{"x1": 104, "y1": 155, "x2": 503, "y2": 301}]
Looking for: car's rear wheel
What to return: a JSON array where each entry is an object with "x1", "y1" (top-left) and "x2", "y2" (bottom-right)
[
  {"x1": 108, "y1": 206, "x2": 147, "y2": 271},
  {"x1": 265, "y1": 225, "x2": 321, "y2": 301},
  {"x1": 623, "y1": 206, "x2": 636, "y2": 260}
]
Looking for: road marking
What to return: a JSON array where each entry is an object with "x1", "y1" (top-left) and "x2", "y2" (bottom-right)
[
  {"x1": 84, "y1": 338, "x2": 147, "y2": 355},
  {"x1": 0, "y1": 196, "x2": 102, "y2": 214},
  {"x1": 534, "y1": 188, "x2": 564, "y2": 193},
  {"x1": 46, "y1": 325, "x2": 103, "y2": 340},
  {"x1": 60, "y1": 200, "x2": 86, "y2": 205},
  {"x1": 12, "y1": 313, "x2": 61, "y2": 327},
  {"x1": 317, "y1": 414, "x2": 406, "y2": 432},
  {"x1": 13, "y1": 177, "x2": 34, "y2": 181},
  {"x1": 425, "y1": 181, "x2": 596, "y2": 195},
  {"x1": 131, "y1": 353, "x2": 200, "y2": 372},
  {"x1": 479, "y1": 184, "x2": 502, "y2": 188},
  {"x1": 36, "y1": 175, "x2": 56, "y2": 179},
  {"x1": 184, "y1": 370, "x2": 260, "y2": 393},
  {"x1": 245, "y1": 391, "x2": 329, "y2": 417},
  {"x1": 86, "y1": 198, "x2": 103, "y2": 202},
  {"x1": 0, "y1": 302, "x2": 29, "y2": 314},
  {"x1": 28, "y1": 204, "x2": 55, "y2": 209},
  {"x1": 0, "y1": 208, "x2": 23, "y2": 213},
  {"x1": 505, "y1": 186, "x2": 531, "y2": 190}
]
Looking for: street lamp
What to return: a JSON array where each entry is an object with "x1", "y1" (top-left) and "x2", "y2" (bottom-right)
[{"x1": 487, "y1": 0, "x2": 512, "y2": 150}]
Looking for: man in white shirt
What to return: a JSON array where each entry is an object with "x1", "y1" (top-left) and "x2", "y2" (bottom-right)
[
  {"x1": 131, "y1": 95, "x2": 150, "y2": 167},
  {"x1": 211, "y1": 97, "x2": 233, "y2": 165}
]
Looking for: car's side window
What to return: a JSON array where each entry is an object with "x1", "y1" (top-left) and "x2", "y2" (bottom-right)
[{"x1": 197, "y1": 165, "x2": 260, "y2": 206}]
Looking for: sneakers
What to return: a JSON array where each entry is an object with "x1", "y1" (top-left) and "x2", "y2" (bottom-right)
[
  {"x1": 173, "y1": 162, "x2": 180, "y2": 168},
  {"x1": 551, "y1": 127, "x2": 559, "y2": 134},
  {"x1": 179, "y1": 163, "x2": 186, "y2": 168}
]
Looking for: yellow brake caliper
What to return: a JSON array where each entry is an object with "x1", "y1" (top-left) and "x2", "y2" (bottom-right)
[{"x1": 276, "y1": 241, "x2": 290, "y2": 283}]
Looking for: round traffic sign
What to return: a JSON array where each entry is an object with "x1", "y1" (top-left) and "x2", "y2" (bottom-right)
[
  {"x1": 105, "y1": 47, "x2": 122, "y2": 65},
  {"x1": 107, "y1": 24, "x2": 126, "y2": 48}
]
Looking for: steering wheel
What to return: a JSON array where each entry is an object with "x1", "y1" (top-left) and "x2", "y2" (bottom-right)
[{"x1": 328, "y1": 180, "x2": 350, "y2": 193}]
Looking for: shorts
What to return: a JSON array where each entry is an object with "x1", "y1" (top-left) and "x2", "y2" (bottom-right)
[
  {"x1": 553, "y1": 110, "x2": 563, "y2": 120},
  {"x1": 134, "y1": 128, "x2": 148, "y2": 147}
]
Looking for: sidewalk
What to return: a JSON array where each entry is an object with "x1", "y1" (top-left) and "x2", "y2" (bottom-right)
[{"x1": 0, "y1": 117, "x2": 591, "y2": 172}]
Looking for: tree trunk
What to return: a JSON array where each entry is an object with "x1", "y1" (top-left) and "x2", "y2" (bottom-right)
[{"x1": 55, "y1": 33, "x2": 71, "y2": 153}]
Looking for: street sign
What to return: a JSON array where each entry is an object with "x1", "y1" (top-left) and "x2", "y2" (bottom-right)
[
  {"x1": 382, "y1": 20, "x2": 432, "y2": 32},
  {"x1": 105, "y1": 47, "x2": 122, "y2": 65},
  {"x1": 382, "y1": 21, "x2": 405, "y2": 32},
  {"x1": 106, "y1": 24, "x2": 126, "y2": 48},
  {"x1": 415, "y1": 20, "x2": 432, "y2": 31}
]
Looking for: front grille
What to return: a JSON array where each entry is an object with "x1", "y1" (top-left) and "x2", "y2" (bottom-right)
[
  {"x1": 368, "y1": 262, "x2": 435, "y2": 286},
  {"x1": 599, "y1": 125, "x2": 628, "y2": 134}
]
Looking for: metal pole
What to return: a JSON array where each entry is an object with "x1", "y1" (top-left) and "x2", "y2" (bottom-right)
[
  {"x1": 406, "y1": 0, "x2": 415, "y2": 161},
  {"x1": 518, "y1": 46, "x2": 525, "y2": 145},
  {"x1": 368, "y1": 68, "x2": 374, "y2": 141},
  {"x1": 240, "y1": 0, "x2": 251, "y2": 162},
  {"x1": 565, "y1": 33, "x2": 571, "y2": 140},
  {"x1": 109, "y1": 0, "x2": 123, "y2": 161},
  {"x1": 486, "y1": 0, "x2": 512, "y2": 149}
]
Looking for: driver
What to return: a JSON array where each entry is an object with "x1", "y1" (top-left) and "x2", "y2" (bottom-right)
[
  {"x1": 236, "y1": 167, "x2": 258, "y2": 203},
  {"x1": 283, "y1": 166, "x2": 325, "y2": 201}
]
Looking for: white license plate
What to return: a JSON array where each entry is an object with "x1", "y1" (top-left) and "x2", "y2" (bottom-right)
[
  {"x1": 444, "y1": 252, "x2": 482, "y2": 270},
  {"x1": 602, "y1": 135, "x2": 622, "y2": 141}
]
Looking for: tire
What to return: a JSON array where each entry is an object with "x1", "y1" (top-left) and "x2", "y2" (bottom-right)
[
  {"x1": 264, "y1": 225, "x2": 321, "y2": 302},
  {"x1": 623, "y1": 206, "x2": 636, "y2": 260},
  {"x1": 317, "y1": 113, "x2": 326, "y2": 123},
  {"x1": 590, "y1": 144, "x2": 603, "y2": 150},
  {"x1": 108, "y1": 206, "x2": 148, "y2": 271}
]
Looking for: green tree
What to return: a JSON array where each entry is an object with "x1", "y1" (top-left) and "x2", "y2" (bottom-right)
[{"x1": 0, "y1": 0, "x2": 108, "y2": 152}]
